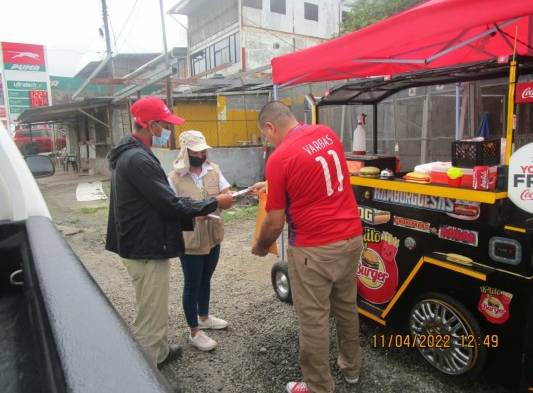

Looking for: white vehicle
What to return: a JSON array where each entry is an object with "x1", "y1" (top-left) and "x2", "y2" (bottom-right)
[{"x1": 0, "y1": 122, "x2": 173, "y2": 393}]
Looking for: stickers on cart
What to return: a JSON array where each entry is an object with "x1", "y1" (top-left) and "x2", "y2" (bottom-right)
[
  {"x1": 357, "y1": 229, "x2": 399, "y2": 304},
  {"x1": 446, "y1": 200, "x2": 481, "y2": 221},
  {"x1": 393, "y1": 216, "x2": 431, "y2": 233},
  {"x1": 478, "y1": 286, "x2": 513, "y2": 325},
  {"x1": 437, "y1": 225, "x2": 479, "y2": 247},
  {"x1": 373, "y1": 189, "x2": 480, "y2": 220},
  {"x1": 508, "y1": 143, "x2": 533, "y2": 213},
  {"x1": 358, "y1": 206, "x2": 391, "y2": 225}
]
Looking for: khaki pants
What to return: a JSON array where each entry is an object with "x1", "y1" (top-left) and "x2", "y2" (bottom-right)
[
  {"x1": 287, "y1": 236, "x2": 363, "y2": 393},
  {"x1": 122, "y1": 258, "x2": 170, "y2": 366}
]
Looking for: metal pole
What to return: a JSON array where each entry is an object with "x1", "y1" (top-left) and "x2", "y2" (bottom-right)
[
  {"x1": 372, "y1": 104, "x2": 378, "y2": 154},
  {"x1": 159, "y1": 0, "x2": 176, "y2": 149},
  {"x1": 340, "y1": 105, "x2": 346, "y2": 146},
  {"x1": 271, "y1": 84, "x2": 285, "y2": 263},
  {"x1": 272, "y1": 84, "x2": 279, "y2": 100},
  {"x1": 101, "y1": 0, "x2": 114, "y2": 78},
  {"x1": 421, "y1": 90, "x2": 430, "y2": 164},
  {"x1": 505, "y1": 60, "x2": 517, "y2": 165},
  {"x1": 455, "y1": 83, "x2": 460, "y2": 140}
]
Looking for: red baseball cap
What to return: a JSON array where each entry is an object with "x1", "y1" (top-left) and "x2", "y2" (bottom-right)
[{"x1": 131, "y1": 96, "x2": 185, "y2": 128}]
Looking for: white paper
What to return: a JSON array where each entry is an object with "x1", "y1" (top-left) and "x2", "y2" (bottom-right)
[{"x1": 232, "y1": 187, "x2": 252, "y2": 198}]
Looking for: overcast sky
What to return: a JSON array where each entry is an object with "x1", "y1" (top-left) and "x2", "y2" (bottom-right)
[{"x1": 0, "y1": 0, "x2": 187, "y2": 77}]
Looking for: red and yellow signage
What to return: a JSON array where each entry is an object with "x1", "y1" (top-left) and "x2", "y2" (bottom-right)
[
  {"x1": 357, "y1": 229, "x2": 399, "y2": 304},
  {"x1": 2, "y1": 42, "x2": 46, "y2": 72},
  {"x1": 515, "y1": 81, "x2": 533, "y2": 104},
  {"x1": 478, "y1": 286, "x2": 513, "y2": 325}
]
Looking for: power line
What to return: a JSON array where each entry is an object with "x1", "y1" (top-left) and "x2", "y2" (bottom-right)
[
  {"x1": 115, "y1": 0, "x2": 145, "y2": 52},
  {"x1": 108, "y1": 18, "x2": 118, "y2": 52},
  {"x1": 115, "y1": 0, "x2": 142, "y2": 42},
  {"x1": 48, "y1": 48, "x2": 103, "y2": 54}
]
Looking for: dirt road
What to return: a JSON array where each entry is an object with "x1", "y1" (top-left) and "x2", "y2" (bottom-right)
[{"x1": 38, "y1": 173, "x2": 513, "y2": 393}]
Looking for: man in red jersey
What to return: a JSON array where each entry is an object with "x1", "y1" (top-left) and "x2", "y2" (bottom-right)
[{"x1": 252, "y1": 102, "x2": 364, "y2": 393}]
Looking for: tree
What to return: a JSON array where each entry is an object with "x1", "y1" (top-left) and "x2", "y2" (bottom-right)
[{"x1": 340, "y1": 0, "x2": 423, "y2": 34}]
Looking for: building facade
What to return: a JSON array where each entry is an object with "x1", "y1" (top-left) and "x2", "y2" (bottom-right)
[{"x1": 169, "y1": 0, "x2": 351, "y2": 78}]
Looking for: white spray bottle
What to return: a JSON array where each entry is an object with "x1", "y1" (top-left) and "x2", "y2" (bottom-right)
[{"x1": 352, "y1": 113, "x2": 367, "y2": 155}]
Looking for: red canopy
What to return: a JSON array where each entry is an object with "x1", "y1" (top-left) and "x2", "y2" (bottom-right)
[{"x1": 272, "y1": 0, "x2": 533, "y2": 86}]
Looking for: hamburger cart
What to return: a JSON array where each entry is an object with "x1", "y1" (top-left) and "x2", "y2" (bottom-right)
[
  {"x1": 268, "y1": 30, "x2": 533, "y2": 393},
  {"x1": 270, "y1": 58, "x2": 533, "y2": 390}
]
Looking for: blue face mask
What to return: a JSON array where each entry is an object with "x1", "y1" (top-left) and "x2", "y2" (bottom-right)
[{"x1": 152, "y1": 128, "x2": 172, "y2": 146}]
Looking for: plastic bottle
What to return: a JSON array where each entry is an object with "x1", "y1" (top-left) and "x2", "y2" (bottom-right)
[
  {"x1": 352, "y1": 113, "x2": 367, "y2": 155},
  {"x1": 394, "y1": 142, "x2": 400, "y2": 173}
]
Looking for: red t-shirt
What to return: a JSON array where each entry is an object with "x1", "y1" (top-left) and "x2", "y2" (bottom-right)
[{"x1": 266, "y1": 124, "x2": 362, "y2": 247}]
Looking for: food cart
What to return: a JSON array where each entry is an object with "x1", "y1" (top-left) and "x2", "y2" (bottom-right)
[
  {"x1": 267, "y1": 1, "x2": 533, "y2": 390},
  {"x1": 270, "y1": 57, "x2": 533, "y2": 390}
]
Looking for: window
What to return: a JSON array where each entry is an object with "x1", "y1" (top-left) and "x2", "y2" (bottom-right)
[
  {"x1": 342, "y1": 10, "x2": 349, "y2": 24},
  {"x1": 191, "y1": 49, "x2": 206, "y2": 76},
  {"x1": 229, "y1": 34, "x2": 236, "y2": 64},
  {"x1": 243, "y1": 0, "x2": 262, "y2": 9},
  {"x1": 235, "y1": 32, "x2": 241, "y2": 63},
  {"x1": 304, "y1": 2, "x2": 318, "y2": 21},
  {"x1": 214, "y1": 38, "x2": 231, "y2": 67},
  {"x1": 270, "y1": 0, "x2": 286, "y2": 14},
  {"x1": 191, "y1": 33, "x2": 240, "y2": 75}
]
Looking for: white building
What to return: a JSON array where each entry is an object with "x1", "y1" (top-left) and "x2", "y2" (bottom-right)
[{"x1": 169, "y1": 0, "x2": 351, "y2": 78}]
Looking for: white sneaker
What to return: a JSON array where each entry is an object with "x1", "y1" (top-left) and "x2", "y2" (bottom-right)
[
  {"x1": 198, "y1": 315, "x2": 228, "y2": 330},
  {"x1": 286, "y1": 382, "x2": 309, "y2": 393},
  {"x1": 188, "y1": 331, "x2": 217, "y2": 351},
  {"x1": 344, "y1": 374, "x2": 359, "y2": 384}
]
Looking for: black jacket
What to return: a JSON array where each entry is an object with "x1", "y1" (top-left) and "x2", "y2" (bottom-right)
[{"x1": 105, "y1": 136, "x2": 218, "y2": 259}]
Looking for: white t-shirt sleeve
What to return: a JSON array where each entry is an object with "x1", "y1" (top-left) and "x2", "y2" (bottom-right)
[{"x1": 219, "y1": 171, "x2": 231, "y2": 191}]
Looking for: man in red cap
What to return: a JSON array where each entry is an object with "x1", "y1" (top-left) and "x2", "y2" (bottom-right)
[{"x1": 106, "y1": 96, "x2": 233, "y2": 371}]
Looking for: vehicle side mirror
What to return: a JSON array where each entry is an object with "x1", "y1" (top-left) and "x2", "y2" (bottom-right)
[{"x1": 24, "y1": 155, "x2": 55, "y2": 178}]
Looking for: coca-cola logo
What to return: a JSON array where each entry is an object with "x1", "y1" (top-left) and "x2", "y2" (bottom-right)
[
  {"x1": 516, "y1": 83, "x2": 533, "y2": 103},
  {"x1": 521, "y1": 87, "x2": 533, "y2": 100},
  {"x1": 520, "y1": 189, "x2": 533, "y2": 200}
]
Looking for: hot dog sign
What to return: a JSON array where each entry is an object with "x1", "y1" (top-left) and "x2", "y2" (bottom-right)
[{"x1": 508, "y1": 143, "x2": 533, "y2": 213}]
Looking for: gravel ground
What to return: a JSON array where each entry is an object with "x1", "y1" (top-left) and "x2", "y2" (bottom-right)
[{"x1": 38, "y1": 172, "x2": 514, "y2": 393}]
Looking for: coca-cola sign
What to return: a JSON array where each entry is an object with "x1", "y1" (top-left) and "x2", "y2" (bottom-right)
[
  {"x1": 516, "y1": 82, "x2": 533, "y2": 104},
  {"x1": 508, "y1": 143, "x2": 533, "y2": 213}
]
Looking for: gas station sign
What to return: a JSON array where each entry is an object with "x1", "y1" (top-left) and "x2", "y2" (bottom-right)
[{"x1": 1, "y1": 42, "x2": 46, "y2": 72}]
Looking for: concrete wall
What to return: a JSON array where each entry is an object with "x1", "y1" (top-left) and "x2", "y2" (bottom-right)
[
  {"x1": 110, "y1": 104, "x2": 131, "y2": 145},
  {"x1": 242, "y1": 0, "x2": 342, "y2": 39},
  {"x1": 242, "y1": 26, "x2": 324, "y2": 70},
  {"x1": 154, "y1": 146, "x2": 264, "y2": 188},
  {"x1": 189, "y1": 0, "x2": 239, "y2": 47}
]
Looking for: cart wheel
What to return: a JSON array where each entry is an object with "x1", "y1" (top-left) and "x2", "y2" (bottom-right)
[
  {"x1": 271, "y1": 262, "x2": 292, "y2": 304},
  {"x1": 408, "y1": 292, "x2": 487, "y2": 377}
]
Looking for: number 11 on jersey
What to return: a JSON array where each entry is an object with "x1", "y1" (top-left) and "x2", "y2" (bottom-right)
[{"x1": 315, "y1": 150, "x2": 344, "y2": 197}]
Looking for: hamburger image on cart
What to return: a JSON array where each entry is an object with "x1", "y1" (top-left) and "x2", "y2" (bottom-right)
[{"x1": 268, "y1": 57, "x2": 533, "y2": 392}]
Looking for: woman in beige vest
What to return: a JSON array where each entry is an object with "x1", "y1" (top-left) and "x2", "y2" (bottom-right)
[{"x1": 168, "y1": 130, "x2": 231, "y2": 351}]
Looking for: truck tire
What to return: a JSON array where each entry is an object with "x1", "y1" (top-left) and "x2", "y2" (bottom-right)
[
  {"x1": 271, "y1": 261, "x2": 292, "y2": 304},
  {"x1": 408, "y1": 292, "x2": 487, "y2": 378}
]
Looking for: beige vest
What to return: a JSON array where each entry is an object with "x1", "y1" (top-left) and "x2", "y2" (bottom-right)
[{"x1": 169, "y1": 163, "x2": 224, "y2": 255}]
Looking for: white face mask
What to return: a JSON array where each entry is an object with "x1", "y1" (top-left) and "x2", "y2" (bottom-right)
[{"x1": 153, "y1": 128, "x2": 172, "y2": 146}]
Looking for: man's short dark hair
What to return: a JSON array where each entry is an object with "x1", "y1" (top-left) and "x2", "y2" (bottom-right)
[{"x1": 258, "y1": 101, "x2": 295, "y2": 128}]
